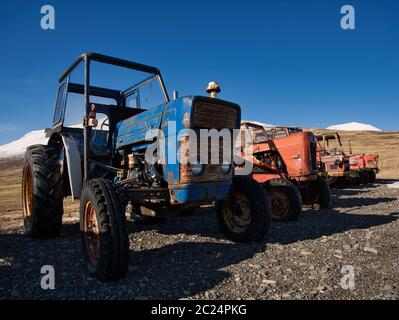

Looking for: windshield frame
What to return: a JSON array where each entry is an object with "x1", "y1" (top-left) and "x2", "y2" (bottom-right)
[{"x1": 121, "y1": 74, "x2": 168, "y2": 109}]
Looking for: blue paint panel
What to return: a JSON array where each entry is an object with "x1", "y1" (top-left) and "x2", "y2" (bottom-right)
[
  {"x1": 115, "y1": 96, "x2": 194, "y2": 184},
  {"x1": 163, "y1": 96, "x2": 193, "y2": 184},
  {"x1": 115, "y1": 103, "x2": 166, "y2": 149}
]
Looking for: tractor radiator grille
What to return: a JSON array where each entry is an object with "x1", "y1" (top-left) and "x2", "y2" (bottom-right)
[
  {"x1": 179, "y1": 137, "x2": 232, "y2": 183},
  {"x1": 193, "y1": 102, "x2": 238, "y2": 129}
]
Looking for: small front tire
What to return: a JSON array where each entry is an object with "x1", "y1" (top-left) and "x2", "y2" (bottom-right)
[
  {"x1": 369, "y1": 170, "x2": 377, "y2": 183},
  {"x1": 313, "y1": 175, "x2": 331, "y2": 209},
  {"x1": 80, "y1": 179, "x2": 129, "y2": 282}
]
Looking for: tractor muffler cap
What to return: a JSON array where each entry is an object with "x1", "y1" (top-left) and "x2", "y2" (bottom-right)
[{"x1": 206, "y1": 81, "x2": 221, "y2": 98}]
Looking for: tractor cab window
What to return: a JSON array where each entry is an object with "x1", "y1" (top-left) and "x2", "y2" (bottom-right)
[
  {"x1": 274, "y1": 130, "x2": 288, "y2": 139},
  {"x1": 264, "y1": 131, "x2": 273, "y2": 139},
  {"x1": 254, "y1": 130, "x2": 269, "y2": 143},
  {"x1": 123, "y1": 75, "x2": 166, "y2": 110},
  {"x1": 63, "y1": 92, "x2": 115, "y2": 129},
  {"x1": 126, "y1": 91, "x2": 140, "y2": 109},
  {"x1": 288, "y1": 128, "x2": 301, "y2": 135},
  {"x1": 53, "y1": 81, "x2": 68, "y2": 125}
]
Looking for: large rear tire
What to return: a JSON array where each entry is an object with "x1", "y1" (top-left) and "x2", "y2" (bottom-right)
[
  {"x1": 22, "y1": 144, "x2": 63, "y2": 238},
  {"x1": 216, "y1": 176, "x2": 271, "y2": 243},
  {"x1": 80, "y1": 179, "x2": 129, "y2": 282},
  {"x1": 264, "y1": 183, "x2": 302, "y2": 221}
]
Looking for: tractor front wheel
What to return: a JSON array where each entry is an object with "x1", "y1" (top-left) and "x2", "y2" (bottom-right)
[
  {"x1": 359, "y1": 171, "x2": 369, "y2": 184},
  {"x1": 301, "y1": 176, "x2": 331, "y2": 209},
  {"x1": 312, "y1": 175, "x2": 331, "y2": 209},
  {"x1": 369, "y1": 170, "x2": 377, "y2": 183},
  {"x1": 80, "y1": 179, "x2": 129, "y2": 281},
  {"x1": 216, "y1": 176, "x2": 271, "y2": 243},
  {"x1": 349, "y1": 170, "x2": 361, "y2": 186}
]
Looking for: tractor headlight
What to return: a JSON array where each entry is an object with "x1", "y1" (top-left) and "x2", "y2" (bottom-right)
[
  {"x1": 220, "y1": 164, "x2": 231, "y2": 175},
  {"x1": 190, "y1": 163, "x2": 204, "y2": 175}
]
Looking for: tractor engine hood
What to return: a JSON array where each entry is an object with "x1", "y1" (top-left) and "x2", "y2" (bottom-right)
[{"x1": 115, "y1": 96, "x2": 241, "y2": 150}]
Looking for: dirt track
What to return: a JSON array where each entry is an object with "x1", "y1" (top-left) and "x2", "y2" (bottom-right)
[{"x1": 0, "y1": 160, "x2": 398, "y2": 300}]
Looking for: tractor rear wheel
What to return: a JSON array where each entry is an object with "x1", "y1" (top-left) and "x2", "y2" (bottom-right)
[
  {"x1": 22, "y1": 144, "x2": 63, "y2": 238},
  {"x1": 264, "y1": 183, "x2": 302, "y2": 221},
  {"x1": 216, "y1": 176, "x2": 271, "y2": 243},
  {"x1": 80, "y1": 179, "x2": 129, "y2": 281}
]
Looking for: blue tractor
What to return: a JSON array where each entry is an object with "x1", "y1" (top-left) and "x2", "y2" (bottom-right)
[{"x1": 22, "y1": 53, "x2": 271, "y2": 281}]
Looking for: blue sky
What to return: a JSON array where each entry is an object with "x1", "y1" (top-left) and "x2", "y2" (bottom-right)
[{"x1": 0, "y1": 0, "x2": 398, "y2": 145}]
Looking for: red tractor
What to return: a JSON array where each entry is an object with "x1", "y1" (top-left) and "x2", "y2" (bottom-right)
[
  {"x1": 349, "y1": 152, "x2": 379, "y2": 183},
  {"x1": 238, "y1": 122, "x2": 331, "y2": 221},
  {"x1": 316, "y1": 134, "x2": 352, "y2": 188},
  {"x1": 317, "y1": 132, "x2": 379, "y2": 185}
]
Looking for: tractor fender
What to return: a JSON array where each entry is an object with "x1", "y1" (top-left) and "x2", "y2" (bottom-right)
[{"x1": 61, "y1": 135, "x2": 82, "y2": 199}]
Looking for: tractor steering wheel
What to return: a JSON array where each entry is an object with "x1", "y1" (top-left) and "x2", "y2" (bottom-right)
[{"x1": 101, "y1": 117, "x2": 110, "y2": 131}]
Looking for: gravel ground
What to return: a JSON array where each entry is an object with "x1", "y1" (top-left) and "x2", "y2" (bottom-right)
[{"x1": 0, "y1": 179, "x2": 398, "y2": 300}]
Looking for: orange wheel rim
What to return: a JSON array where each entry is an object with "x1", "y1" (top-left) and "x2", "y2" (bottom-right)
[
  {"x1": 83, "y1": 201, "x2": 100, "y2": 265},
  {"x1": 22, "y1": 164, "x2": 33, "y2": 221}
]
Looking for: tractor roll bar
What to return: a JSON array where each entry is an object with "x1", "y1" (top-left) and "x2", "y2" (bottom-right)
[
  {"x1": 59, "y1": 53, "x2": 170, "y2": 180},
  {"x1": 59, "y1": 52, "x2": 161, "y2": 82},
  {"x1": 59, "y1": 52, "x2": 170, "y2": 103}
]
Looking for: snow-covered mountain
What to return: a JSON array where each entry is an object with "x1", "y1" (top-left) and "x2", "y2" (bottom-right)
[
  {"x1": 0, "y1": 130, "x2": 48, "y2": 159},
  {"x1": 327, "y1": 122, "x2": 382, "y2": 132},
  {"x1": 387, "y1": 181, "x2": 399, "y2": 189}
]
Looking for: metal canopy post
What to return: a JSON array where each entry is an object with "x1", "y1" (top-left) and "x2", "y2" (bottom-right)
[{"x1": 83, "y1": 55, "x2": 91, "y2": 181}]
